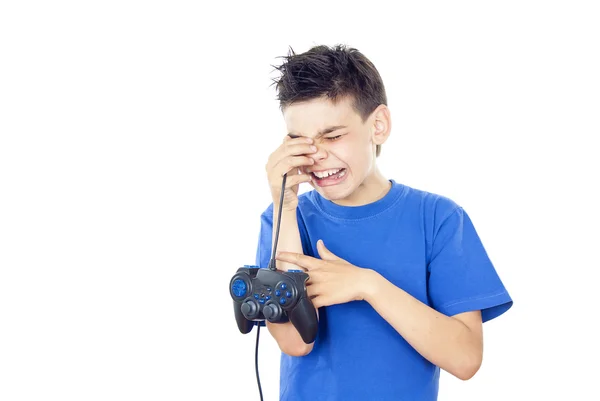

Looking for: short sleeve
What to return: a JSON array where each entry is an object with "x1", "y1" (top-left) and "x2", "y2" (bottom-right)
[
  {"x1": 427, "y1": 207, "x2": 513, "y2": 322},
  {"x1": 255, "y1": 203, "x2": 274, "y2": 269}
]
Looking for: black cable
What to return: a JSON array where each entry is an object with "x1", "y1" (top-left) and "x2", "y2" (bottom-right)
[
  {"x1": 257, "y1": 173, "x2": 287, "y2": 399},
  {"x1": 268, "y1": 173, "x2": 287, "y2": 271},
  {"x1": 256, "y1": 324, "x2": 263, "y2": 401}
]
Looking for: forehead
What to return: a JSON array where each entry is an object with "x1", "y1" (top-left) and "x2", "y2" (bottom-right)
[{"x1": 283, "y1": 96, "x2": 360, "y2": 135}]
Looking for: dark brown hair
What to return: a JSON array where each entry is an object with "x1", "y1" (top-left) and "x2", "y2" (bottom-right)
[{"x1": 272, "y1": 44, "x2": 388, "y2": 157}]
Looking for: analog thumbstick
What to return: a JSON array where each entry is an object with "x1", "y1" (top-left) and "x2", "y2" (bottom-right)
[
  {"x1": 241, "y1": 300, "x2": 258, "y2": 319},
  {"x1": 263, "y1": 302, "x2": 282, "y2": 322}
]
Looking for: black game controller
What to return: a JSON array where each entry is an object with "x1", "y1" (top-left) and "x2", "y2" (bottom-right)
[{"x1": 229, "y1": 265, "x2": 318, "y2": 344}]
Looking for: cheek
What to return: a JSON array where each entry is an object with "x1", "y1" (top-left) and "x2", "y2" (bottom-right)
[
  {"x1": 343, "y1": 140, "x2": 372, "y2": 166},
  {"x1": 324, "y1": 135, "x2": 372, "y2": 167},
  {"x1": 327, "y1": 144, "x2": 352, "y2": 166}
]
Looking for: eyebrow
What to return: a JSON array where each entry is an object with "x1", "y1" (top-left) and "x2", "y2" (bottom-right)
[{"x1": 288, "y1": 125, "x2": 347, "y2": 139}]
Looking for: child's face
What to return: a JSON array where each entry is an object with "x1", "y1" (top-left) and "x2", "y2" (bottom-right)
[{"x1": 283, "y1": 95, "x2": 387, "y2": 205}]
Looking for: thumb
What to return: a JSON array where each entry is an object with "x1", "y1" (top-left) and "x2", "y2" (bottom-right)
[{"x1": 317, "y1": 239, "x2": 341, "y2": 261}]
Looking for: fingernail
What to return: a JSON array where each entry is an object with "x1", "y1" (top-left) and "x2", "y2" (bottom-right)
[
  {"x1": 310, "y1": 145, "x2": 317, "y2": 151},
  {"x1": 306, "y1": 138, "x2": 313, "y2": 143}
]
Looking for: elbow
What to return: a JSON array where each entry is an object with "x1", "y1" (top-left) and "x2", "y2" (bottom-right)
[
  {"x1": 280, "y1": 341, "x2": 314, "y2": 357},
  {"x1": 454, "y1": 364, "x2": 481, "y2": 381},
  {"x1": 265, "y1": 321, "x2": 315, "y2": 357},
  {"x1": 452, "y1": 353, "x2": 482, "y2": 381}
]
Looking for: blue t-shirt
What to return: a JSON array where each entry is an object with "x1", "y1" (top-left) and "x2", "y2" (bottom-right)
[{"x1": 254, "y1": 179, "x2": 512, "y2": 401}]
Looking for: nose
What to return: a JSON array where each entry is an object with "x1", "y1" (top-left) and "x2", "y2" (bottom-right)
[{"x1": 311, "y1": 145, "x2": 328, "y2": 161}]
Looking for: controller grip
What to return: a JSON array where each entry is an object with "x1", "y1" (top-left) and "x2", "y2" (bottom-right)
[
  {"x1": 289, "y1": 297, "x2": 318, "y2": 344},
  {"x1": 233, "y1": 302, "x2": 253, "y2": 334}
]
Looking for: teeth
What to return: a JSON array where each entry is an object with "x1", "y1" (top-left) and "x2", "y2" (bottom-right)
[{"x1": 313, "y1": 168, "x2": 342, "y2": 178}]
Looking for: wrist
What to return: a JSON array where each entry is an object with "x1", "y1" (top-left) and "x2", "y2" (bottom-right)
[
  {"x1": 274, "y1": 202, "x2": 298, "y2": 214},
  {"x1": 359, "y1": 269, "x2": 385, "y2": 303}
]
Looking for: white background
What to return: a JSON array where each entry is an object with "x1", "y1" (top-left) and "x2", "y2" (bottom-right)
[{"x1": 1, "y1": 1, "x2": 598, "y2": 400}]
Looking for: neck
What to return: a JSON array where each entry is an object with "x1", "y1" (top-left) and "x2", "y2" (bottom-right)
[{"x1": 333, "y1": 167, "x2": 391, "y2": 207}]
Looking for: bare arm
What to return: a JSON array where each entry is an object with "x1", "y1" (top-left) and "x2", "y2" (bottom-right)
[
  {"x1": 363, "y1": 270, "x2": 483, "y2": 380},
  {"x1": 275, "y1": 244, "x2": 483, "y2": 377},
  {"x1": 261, "y1": 134, "x2": 317, "y2": 356}
]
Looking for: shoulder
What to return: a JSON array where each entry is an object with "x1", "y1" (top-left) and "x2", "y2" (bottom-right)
[
  {"x1": 400, "y1": 182, "x2": 462, "y2": 224},
  {"x1": 257, "y1": 194, "x2": 314, "y2": 226},
  {"x1": 258, "y1": 202, "x2": 274, "y2": 222}
]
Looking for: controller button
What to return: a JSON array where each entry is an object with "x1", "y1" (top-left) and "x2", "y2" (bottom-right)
[
  {"x1": 266, "y1": 287, "x2": 272, "y2": 292},
  {"x1": 280, "y1": 283, "x2": 287, "y2": 290},
  {"x1": 259, "y1": 299, "x2": 265, "y2": 304},
  {"x1": 254, "y1": 294, "x2": 259, "y2": 299},
  {"x1": 231, "y1": 279, "x2": 247, "y2": 297},
  {"x1": 279, "y1": 297, "x2": 287, "y2": 305},
  {"x1": 266, "y1": 295, "x2": 271, "y2": 300},
  {"x1": 288, "y1": 269, "x2": 302, "y2": 273},
  {"x1": 286, "y1": 291, "x2": 292, "y2": 298},
  {"x1": 275, "y1": 290, "x2": 281, "y2": 296}
]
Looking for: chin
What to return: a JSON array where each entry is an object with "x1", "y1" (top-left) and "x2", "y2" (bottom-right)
[{"x1": 313, "y1": 181, "x2": 355, "y2": 201}]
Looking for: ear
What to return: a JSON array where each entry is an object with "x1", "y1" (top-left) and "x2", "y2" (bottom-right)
[{"x1": 371, "y1": 105, "x2": 392, "y2": 146}]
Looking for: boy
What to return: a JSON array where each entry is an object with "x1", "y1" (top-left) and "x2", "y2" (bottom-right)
[{"x1": 255, "y1": 44, "x2": 512, "y2": 401}]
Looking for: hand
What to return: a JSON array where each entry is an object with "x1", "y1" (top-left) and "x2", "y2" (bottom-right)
[
  {"x1": 265, "y1": 135, "x2": 317, "y2": 212},
  {"x1": 276, "y1": 240, "x2": 376, "y2": 308}
]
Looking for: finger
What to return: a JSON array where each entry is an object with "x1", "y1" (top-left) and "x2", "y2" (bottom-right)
[
  {"x1": 284, "y1": 141, "x2": 317, "y2": 156},
  {"x1": 285, "y1": 134, "x2": 313, "y2": 144},
  {"x1": 272, "y1": 143, "x2": 317, "y2": 164},
  {"x1": 266, "y1": 140, "x2": 315, "y2": 172},
  {"x1": 274, "y1": 155, "x2": 315, "y2": 177},
  {"x1": 275, "y1": 252, "x2": 323, "y2": 271},
  {"x1": 284, "y1": 173, "x2": 313, "y2": 187},
  {"x1": 307, "y1": 283, "x2": 325, "y2": 299},
  {"x1": 305, "y1": 270, "x2": 323, "y2": 285},
  {"x1": 274, "y1": 142, "x2": 318, "y2": 169},
  {"x1": 284, "y1": 135, "x2": 314, "y2": 148},
  {"x1": 311, "y1": 295, "x2": 334, "y2": 309},
  {"x1": 316, "y1": 239, "x2": 342, "y2": 261}
]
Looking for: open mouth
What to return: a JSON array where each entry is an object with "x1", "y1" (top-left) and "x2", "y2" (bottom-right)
[{"x1": 311, "y1": 168, "x2": 347, "y2": 181}]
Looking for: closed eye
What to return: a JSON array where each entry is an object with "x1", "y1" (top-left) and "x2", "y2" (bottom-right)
[{"x1": 326, "y1": 135, "x2": 343, "y2": 141}]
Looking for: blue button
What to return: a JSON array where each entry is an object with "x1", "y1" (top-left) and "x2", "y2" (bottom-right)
[
  {"x1": 279, "y1": 297, "x2": 287, "y2": 305},
  {"x1": 280, "y1": 283, "x2": 287, "y2": 290},
  {"x1": 231, "y1": 279, "x2": 247, "y2": 297},
  {"x1": 254, "y1": 294, "x2": 259, "y2": 299},
  {"x1": 259, "y1": 299, "x2": 265, "y2": 304},
  {"x1": 286, "y1": 291, "x2": 292, "y2": 298},
  {"x1": 266, "y1": 295, "x2": 271, "y2": 300},
  {"x1": 288, "y1": 269, "x2": 302, "y2": 273},
  {"x1": 243, "y1": 265, "x2": 259, "y2": 269},
  {"x1": 266, "y1": 287, "x2": 272, "y2": 292},
  {"x1": 275, "y1": 290, "x2": 281, "y2": 296}
]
